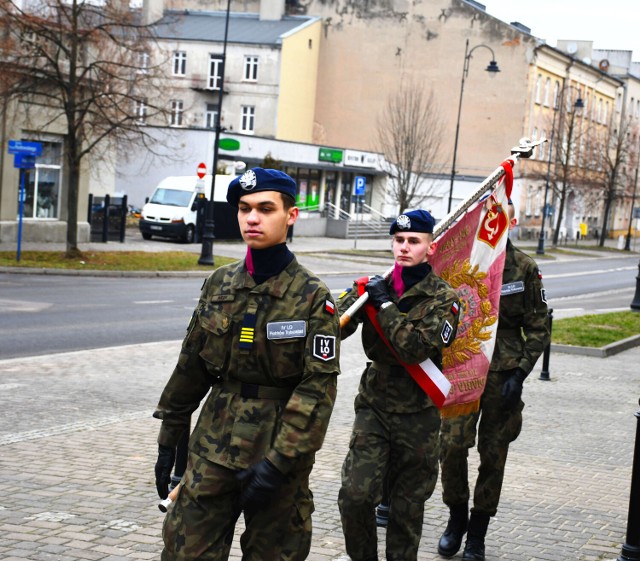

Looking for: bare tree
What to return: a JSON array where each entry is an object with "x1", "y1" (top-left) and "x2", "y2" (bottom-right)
[
  {"x1": 0, "y1": 0, "x2": 173, "y2": 256},
  {"x1": 584, "y1": 115, "x2": 635, "y2": 246},
  {"x1": 547, "y1": 93, "x2": 590, "y2": 246},
  {"x1": 376, "y1": 83, "x2": 445, "y2": 214}
]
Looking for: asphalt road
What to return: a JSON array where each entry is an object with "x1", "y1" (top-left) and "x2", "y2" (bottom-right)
[{"x1": 0, "y1": 253, "x2": 638, "y2": 359}]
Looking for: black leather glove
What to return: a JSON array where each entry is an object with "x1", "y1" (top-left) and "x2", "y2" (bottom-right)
[
  {"x1": 501, "y1": 368, "x2": 527, "y2": 409},
  {"x1": 155, "y1": 444, "x2": 176, "y2": 499},
  {"x1": 237, "y1": 458, "x2": 286, "y2": 514},
  {"x1": 365, "y1": 275, "x2": 392, "y2": 309}
]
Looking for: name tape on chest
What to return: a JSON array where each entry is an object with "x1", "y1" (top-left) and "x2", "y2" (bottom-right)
[
  {"x1": 501, "y1": 281, "x2": 525, "y2": 296},
  {"x1": 313, "y1": 334, "x2": 336, "y2": 361},
  {"x1": 267, "y1": 320, "x2": 307, "y2": 340}
]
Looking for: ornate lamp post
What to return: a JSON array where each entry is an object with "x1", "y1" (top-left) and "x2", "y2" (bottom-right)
[
  {"x1": 198, "y1": 0, "x2": 231, "y2": 266},
  {"x1": 447, "y1": 39, "x2": 500, "y2": 213}
]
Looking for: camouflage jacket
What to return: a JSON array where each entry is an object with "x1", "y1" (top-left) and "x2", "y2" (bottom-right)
[
  {"x1": 338, "y1": 269, "x2": 460, "y2": 413},
  {"x1": 153, "y1": 256, "x2": 340, "y2": 474},
  {"x1": 491, "y1": 239, "x2": 550, "y2": 374}
]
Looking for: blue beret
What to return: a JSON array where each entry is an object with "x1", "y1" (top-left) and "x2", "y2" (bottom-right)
[
  {"x1": 389, "y1": 209, "x2": 435, "y2": 235},
  {"x1": 226, "y1": 167, "x2": 297, "y2": 207}
]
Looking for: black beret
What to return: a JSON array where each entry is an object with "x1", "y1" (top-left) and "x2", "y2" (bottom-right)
[
  {"x1": 226, "y1": 167, "x2": 297, "y2": 207},
  {"x1": 389, "y1": 209, "x2": 435, "y2": 235}
]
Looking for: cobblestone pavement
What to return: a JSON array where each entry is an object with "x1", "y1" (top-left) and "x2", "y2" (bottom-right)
[{"x1": 1, "y1": 331, "x2": 638, "y2": 561}]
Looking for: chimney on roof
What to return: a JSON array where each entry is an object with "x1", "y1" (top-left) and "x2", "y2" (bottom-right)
[
  {"x1": 142, "y1": 0, "x2": 164, "y2": 25},
  {"x1": 260, "y1": 0, "x2": 285, "y2": 20}
]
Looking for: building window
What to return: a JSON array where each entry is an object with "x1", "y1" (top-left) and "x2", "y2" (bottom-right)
[
  {"x1": 603, "y1": 101, "x2": 609, "y2": 125},
  {"x1": 243, "y1": 55, "x2": 259, "y2": 81},
  {"x1": 18, "y1": 141, "x2": 62, "y2": 220},
  {"x1": 205, "y1": 103, "x2": 218, "y2": 129},
  {"x1": 584, "y1": 93, "x2": 590, "y2": 118},
  {"x1": 170, "y1": 100, "x2": 184, "y2": 126},
  {"x1": 134, "y1": 99, "x2": 147, "y2": 124},
  {"x1": 208, "y1": 55, "x2": 223, "y2": 90},
  {"x1": 543, "y1": 78, "x2": 550, "y2": 107},
  {"x1": 552, "y1": 81, "x2": 560, "y2": 109},
  {"x1": 525, "y1": 187, "x2": 533, "y2": 216},
  {"x1": 241, "y1": 105, "x2": 255, "y2": 133},
  {"x1": 172, "y1": 51, "x2": 186, "y2": 76},
  {"x1": 137, "y1": 51, "x2": 149, "y2": 74},
  {"x1": 535, "y1": 74, "x2": 542, "y2": 104}
]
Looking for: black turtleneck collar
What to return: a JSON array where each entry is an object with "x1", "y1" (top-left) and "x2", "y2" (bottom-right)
[
  {"x1": 401, "y1": 261, "x2": 432, "y2": 292},
  {"x1": 247, "y1": 243, "x2": 294, "y2": 284}
]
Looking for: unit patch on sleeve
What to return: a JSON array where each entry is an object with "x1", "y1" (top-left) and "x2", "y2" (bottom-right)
[
  {"x1": 313, "y1": 334, "x2": 336, "y2": 361},
  {"x1": 441, "y1": 320, "x2": 454, "y2": 344}
]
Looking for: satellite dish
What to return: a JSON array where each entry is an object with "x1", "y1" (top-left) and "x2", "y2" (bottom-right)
[
  {"x1": 567, "y1": 42, "x2": 578, "y2": 54},
  {"x1": 599, "y1": 59, "x2": 610, "y2": 71},
  {"x1": 582, "y1": 57, "x2": 591, "y2": 65}
]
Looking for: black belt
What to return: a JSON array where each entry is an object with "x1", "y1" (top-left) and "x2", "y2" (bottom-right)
[
  {"x1": 223, "y1": 379, "x2": 292, "y2": 400},
  {"x1": 372, "y1": 362, "x2": 408, "y2": 378}
]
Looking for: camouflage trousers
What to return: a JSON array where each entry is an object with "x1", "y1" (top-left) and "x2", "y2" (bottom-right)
[
  {"x1": 338, "y1": 402, "x2": 440, "y2": 561},
  {"x1": 439, "y1": 369, "x2": 524, "y2": 516},
  {"x1": 161, "y1": 451, "x2": 314, "y2": 561}
]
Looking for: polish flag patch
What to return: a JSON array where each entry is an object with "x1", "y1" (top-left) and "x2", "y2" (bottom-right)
[{"x1": 325, "y1": 300, "x2": 335, "y2": 315}]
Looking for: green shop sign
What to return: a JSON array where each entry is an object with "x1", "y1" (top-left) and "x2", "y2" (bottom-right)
[
  {"x1": 319, "y1": 147, "x2": 343, "y2": 163},
  {"x1": 219, "y1": 138, "x2": 240, "y2": 151}
]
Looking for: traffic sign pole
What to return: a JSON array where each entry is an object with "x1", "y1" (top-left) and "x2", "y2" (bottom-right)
[{"x1": 17, "y1": 169, "x2": 25, "y2": 262}]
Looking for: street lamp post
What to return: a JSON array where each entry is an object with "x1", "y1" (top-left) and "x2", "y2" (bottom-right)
[
  {"x1": 198, "y1": 0, "x2": 231, "y2": 266},
  {"x1": 447, "y1": 39, "x2": 500, "y2": 213},
  {"x1": 536, "y1": 107, "x2": 558, "y2": 255},
  {"x1": 536, "y1": 91, "x2": 583, "y2": 255}
]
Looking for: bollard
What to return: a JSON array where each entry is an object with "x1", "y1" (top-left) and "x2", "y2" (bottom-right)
[
  {"x1": 631, "y1": 260, "x2": 640, "y2": 311},
  {"x1": 539, "y1": 308, "x2": 553, "y2": 381},
  {"x1": 618, "y1": 398, "x2": 640, "y2": 561}
]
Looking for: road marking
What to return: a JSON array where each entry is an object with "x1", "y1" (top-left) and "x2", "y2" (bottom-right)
[
  {"x1": 549, "y1": 287, "x2": 634, "y2": 301},
  {"x1": 0, "y1": 299, "x2": 52, "y2": 312},
  {"x1": 543, "y1": 266, "x2": 636, "y2": 279},
  {"x1": 133, "y1": 299, "x2": 174, "y2": 304}
]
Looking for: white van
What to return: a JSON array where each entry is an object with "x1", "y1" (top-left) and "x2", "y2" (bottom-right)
[{"x1": 139, "y1": 174, "x2": 233, "y2": 243}]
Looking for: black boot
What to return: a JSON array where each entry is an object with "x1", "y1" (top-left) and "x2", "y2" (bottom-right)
[
  {"x1": 437, "y1": 502, "x2": 469, "y2": 557},
  {"x1": 461, "y1": 512, "x2": 490, "y2": 561}
]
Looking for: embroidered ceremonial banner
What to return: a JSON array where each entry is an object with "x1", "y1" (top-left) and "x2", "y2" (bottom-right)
[{"x1": 430, "y1": 161, "x2": 513, "y2": 418}]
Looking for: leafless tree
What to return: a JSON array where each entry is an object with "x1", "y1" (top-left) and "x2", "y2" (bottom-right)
[
  {"x1": 584, "y1": 115, "x2": 635, "y2": 246},
  {"x1": 0, "y1": 0, "x2": 174, "y2": 256},
  {"x1": 375, "y1": 83, "x2": 445, "y2": 214},
  {"x1": 546, "y1": 93, "x2": 593, "y2": 246}
]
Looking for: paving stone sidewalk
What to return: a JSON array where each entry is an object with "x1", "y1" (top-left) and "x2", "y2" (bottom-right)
[{"x1": 1, "y1": 334, "x2": 638, "y2": 561}]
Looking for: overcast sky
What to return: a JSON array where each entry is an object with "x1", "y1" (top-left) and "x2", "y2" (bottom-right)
[{"x1": 484, "y1": 0, "x2": 639, "y2": 57}]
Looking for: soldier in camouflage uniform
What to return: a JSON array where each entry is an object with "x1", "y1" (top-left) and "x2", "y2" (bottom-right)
[
  {"x1": 153, "y1": 168, "x2": 341, "y2": 561},
  {"x1": 437, "y1": 201, "x2": 550, "y2": 561},
  {"x1": 337, "y1": 209, "x2": 461, "y2": 561}
]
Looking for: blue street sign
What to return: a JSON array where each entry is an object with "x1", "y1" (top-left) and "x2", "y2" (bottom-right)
[
  {"x1": 8, "y1": 139, "x2": 43, "y2": 156},
  {"x1": 14, "y1": 154, "x2": 36, "y2": 169},
  {"x1": 354, "y1": 176, "x2": 366, "y2": 196}
]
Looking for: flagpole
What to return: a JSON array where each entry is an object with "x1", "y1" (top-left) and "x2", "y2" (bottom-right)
[{"x1": 339, "y1": 138, "x2": 545, "y2": 329}]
